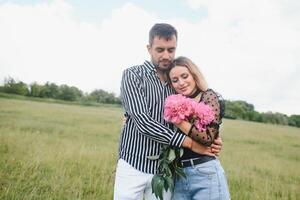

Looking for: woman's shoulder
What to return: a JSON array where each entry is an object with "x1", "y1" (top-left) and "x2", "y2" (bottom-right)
[
  {"x1": 201, "y1": 88, "x2": 225, "y2": 121},
  {"x1": 201, "y1": 88, "x2": 223, "y2": 102}
]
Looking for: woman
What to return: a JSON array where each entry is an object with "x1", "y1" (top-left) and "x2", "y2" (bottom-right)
[{"x1": 168, "y1": 56, "x2": 230, "y2": 200}]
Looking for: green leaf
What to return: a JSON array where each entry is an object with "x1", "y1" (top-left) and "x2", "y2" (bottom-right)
[
  {"x1": 180, "y1": 148, "x2": 184, "y2": 157},
  {"x1": 167, "y1": 149, "x2": 176, "y2": 162},
  {"x1": 151, "y1": 175, "x2": 164, "y2": 200},
  {"x1": 161, "y1": 164, "x2": 172, "y2": 177},
  {"x1": 158, "y1": 185, "x2": 164, "y2": 200},
  {"x1": 151, "y1": 145, "x2": 186, "y2": 199},
  {"x1": 157, "y1": 177, "x2": 164, "y2": 200},
  {"x1": 165, "y1": 176, "x2": 174, "y2": 192},
  {"x1": 151, "y1": 175, "x2": 159, "y2": 198},
  {"x1": 163, "y1": 147, "x2": 170, "y2": 159},
  {"x1": 175, "y1": 166, "x2": 186, "y2": 178},
  {"x1": 147, "y1": 155, "x2": 160, "y2": 160}
]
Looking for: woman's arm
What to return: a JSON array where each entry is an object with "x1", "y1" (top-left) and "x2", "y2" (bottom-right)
[
  {"x1": 186, "y1": 89, "x2": 225, "y2": 146},
  {"x1": 175, "y1": 120, "x2": 222, "y2": 156},
  {"x1": 175, "y1": 120, "x2": 218, "y2": 146}
]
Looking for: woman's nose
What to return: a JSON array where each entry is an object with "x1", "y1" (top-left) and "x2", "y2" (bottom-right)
[{"x1": 178, "y1": 79, "x2": 184, "y2": 85}]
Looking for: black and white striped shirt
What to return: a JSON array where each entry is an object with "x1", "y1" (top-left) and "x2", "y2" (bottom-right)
[{"x1": 118, "y1": 60, "x2": 186, "y2": 174}]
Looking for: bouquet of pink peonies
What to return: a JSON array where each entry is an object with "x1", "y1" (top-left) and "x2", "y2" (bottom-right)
[
  {"x1": 164, "y1": 94, "x2": 215, "y2": 132},
  {"x1": 151, "y1": 92, "x2": 222, "y2": 200}
]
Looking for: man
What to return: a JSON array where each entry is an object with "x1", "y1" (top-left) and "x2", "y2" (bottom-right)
[{"x1": 114, "y1": 23, "x2": 222, "y2": 200}]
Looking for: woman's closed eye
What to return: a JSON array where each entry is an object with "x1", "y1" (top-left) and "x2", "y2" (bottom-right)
[
  {"x1": 171, "y1": 78, "x2": 178, "y2": 83},
  {"x1": 171, "y1": 74, "x2": 189, "y2": 83},
  {"x1": 181, "y1": 73, "x2": 189, "y2": 79}
]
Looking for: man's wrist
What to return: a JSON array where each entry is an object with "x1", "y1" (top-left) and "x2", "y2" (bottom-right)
[{"x1": 181, "y1": 137, "x2": 192, "y2": 149}]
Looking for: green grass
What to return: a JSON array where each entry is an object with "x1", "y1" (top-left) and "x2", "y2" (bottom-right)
[
  {"x1": 220, "y1": 120, "x2": 300, "y2": 200},
  {"x1": 0, "y1": 98, "x2": 122, "y2": 199},
  {"x1": 0, "y1": 97, "x2": 300, "y2": 199}
]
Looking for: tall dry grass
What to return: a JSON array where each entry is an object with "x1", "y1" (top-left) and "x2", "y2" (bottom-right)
[{"x1": 0, "y1": 97, "x2": 299, "y2": 199}]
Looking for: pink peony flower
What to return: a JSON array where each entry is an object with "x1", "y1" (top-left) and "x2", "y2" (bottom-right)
[
  {"x1": 164, "y1": 94, "x2": 193, "y2": 124},
  {"x1": 164, "y1": 95, "x2": 215, "y2": 131},
  {"x1": 193, "y1": 102, "x2": 215, "y2": 131}
]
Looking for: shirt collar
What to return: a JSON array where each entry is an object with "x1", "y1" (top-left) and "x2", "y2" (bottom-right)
[
  {"x1": 144, "y1": 60, "x2": 156, "y2": 74},
  {"x1": 144, "y1": 60, "x2": 171, "y2": 86}
]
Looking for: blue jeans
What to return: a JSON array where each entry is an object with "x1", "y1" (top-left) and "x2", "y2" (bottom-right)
[{"x1": 172, "y1": 159, "x2": 230, "y2": 200}]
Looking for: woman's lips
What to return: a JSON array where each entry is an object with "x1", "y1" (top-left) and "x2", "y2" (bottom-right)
[{"x1": 179, "y1": 87, "x2": 187, "y2": 92}]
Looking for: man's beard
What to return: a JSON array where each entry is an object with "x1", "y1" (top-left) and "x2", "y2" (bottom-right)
[{"x1": 155, "y1": 60, "x2": 172, "y2": 72}]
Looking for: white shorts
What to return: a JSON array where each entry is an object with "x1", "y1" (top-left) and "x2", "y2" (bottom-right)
[{"x1": 113, "y1": 159, "x2": 171, "y2": 200}]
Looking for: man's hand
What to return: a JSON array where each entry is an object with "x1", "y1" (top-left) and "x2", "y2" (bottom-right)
[
  {"x1": 191, "y1": 140, "x2": 215, "y2": 157},
  {"x1": 210, "y1": 137, "x2": 223, "y2": 156},
  {"x1": 122, "y1": 116, "x2": 127, "y2": 125},
  {"x1": 182, "y1": 137, "x2": 215, "y2": 157}
]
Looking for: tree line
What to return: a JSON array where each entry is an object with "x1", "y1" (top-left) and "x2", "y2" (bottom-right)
[
  {"x1": 0, "y1": 77, "x2": 120, "y2": 104},
  {"x1": 1, "y1": 77, "x2": 299, "y2": 128},
  {"x1": 224, "y1": 100, "x2": 300, "y2": 128}
]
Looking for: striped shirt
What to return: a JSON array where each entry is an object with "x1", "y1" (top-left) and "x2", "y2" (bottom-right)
[{"x1": 118, "y1": 60, "x2": 186, "y2": 174}]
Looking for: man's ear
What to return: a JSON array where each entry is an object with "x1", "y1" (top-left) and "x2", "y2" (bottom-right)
[{"x1": 147, "y1": 44, "x2": 151, "y2": 53}]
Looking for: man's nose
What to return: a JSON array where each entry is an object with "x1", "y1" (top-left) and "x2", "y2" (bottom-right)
[{"x1": 162, "y1": 50, "x2": 170, "y2": 59}]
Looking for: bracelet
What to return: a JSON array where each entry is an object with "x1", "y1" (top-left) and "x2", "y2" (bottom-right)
[{"x1": 188, "y1": 124, "x2": 194, "y2": 136}]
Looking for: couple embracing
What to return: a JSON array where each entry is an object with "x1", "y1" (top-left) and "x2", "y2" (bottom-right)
[{"x1": 114, "y1": 23, "x2": 230, "y2": 200}]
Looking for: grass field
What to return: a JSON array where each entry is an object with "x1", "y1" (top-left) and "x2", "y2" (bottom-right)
[{"x1": 0, "y1": 97, "x2": 299, "y2": 199}]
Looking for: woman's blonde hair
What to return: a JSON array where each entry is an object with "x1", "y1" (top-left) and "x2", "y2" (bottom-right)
[{"x1": 168, "y1": 56, "x2": 208, "y2": 92}]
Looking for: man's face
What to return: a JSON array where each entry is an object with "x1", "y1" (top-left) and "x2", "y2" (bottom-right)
[{"x1": 147, "y1": 35, "x2": 177, "y2": 72}]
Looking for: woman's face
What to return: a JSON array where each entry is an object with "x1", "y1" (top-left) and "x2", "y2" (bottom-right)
[{"x1": 169, "y1": 65, "x2": 197, "y2": 96}]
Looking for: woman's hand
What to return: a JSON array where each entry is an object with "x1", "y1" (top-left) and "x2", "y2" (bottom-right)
[{"x1": 211, "y1": 137, "x2": 222, "y2": 156}]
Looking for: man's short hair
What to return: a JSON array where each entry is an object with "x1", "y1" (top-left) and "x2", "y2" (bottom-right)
[{"x1": 149, "y1": 23, "x2": 178, "y2": 46}]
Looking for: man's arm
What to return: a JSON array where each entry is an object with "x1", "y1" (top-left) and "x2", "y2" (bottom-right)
[
  {"x1": 181, "y1": 136, "x2": 216, "y2": 157},
  {"x1": 121, "y1": 69, "x2": 185, "y2": 147},
  {"x1": 175, "y1": 120, "x2": 223, "y2": 155}
]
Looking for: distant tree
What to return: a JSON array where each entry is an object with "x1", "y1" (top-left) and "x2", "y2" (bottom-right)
[
  {"x1": 288, "y1": 115, "x2": 300, "y2": 128},
  {"x1": 248, "y1": 111, "x2": 263, "y2": 122},
  {"x1": 224, "y1": 100, "x2": 249, "y2": 119},
  {"x1": 224, "y1": 100, "x2": 237, "y2": 119},
  {"x1": 224, "y1": 100, "x2": 270, "y2": 123},
  {"x1": 261, "y1": 112, "x2": 276, "y2": 124},
  {"x1": 115, "y1": 96, "x2": 121, "y2": 104},
  {"x1": 274, "y1": 112, "x2": 289, "y2": 125},
  {"x1": 58, "y1": 84, "x2": 83, "y2": 101},
  {"x1": 89, "y1": 89, "x2": 120, "y2": 104},
  {"x1": 3, "y1": 77, "x2": 29, "y2": 96},
  {"x1": 47, "y1": 82, "x2": 60, "y2": 99},
  {"x1": 260, "y1": 112, "x2": 289, "y2": 125},
  {"x1": 29, "y1": 82, "x2": 43, "y2": 97},
  {"x1": 39, "y1": 82, "x2": 60, "y2": 98},
  {"x1": 235, "y1": 100, "x2": 255, "y2": 112}
]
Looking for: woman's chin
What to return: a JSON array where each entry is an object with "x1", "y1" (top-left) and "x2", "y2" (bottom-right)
[
  {"x1": 181, "y1": 91, "x2": 190, "y2": 96},
  {"x1": 176, "y1": 89, "x2": 191, "y2": 96}
]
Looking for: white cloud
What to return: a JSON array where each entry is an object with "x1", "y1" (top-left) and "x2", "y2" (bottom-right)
[
  {"x1": 0, "y1": 1, "x2": 156, "y2": 94},
  {"x1": 0, "y1": 0, "x2": 299, "y2": 115},
  {"x1": 0, "y1": 1, "x2": 100, "y2": 90},
  {"x1": 182, "y1": 0, "x2": 300, "y2": 115}
]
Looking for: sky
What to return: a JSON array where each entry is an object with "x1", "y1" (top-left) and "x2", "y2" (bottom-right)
[{"x1": 0, "y1": 0, "x2": 299, "y2": 115}]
